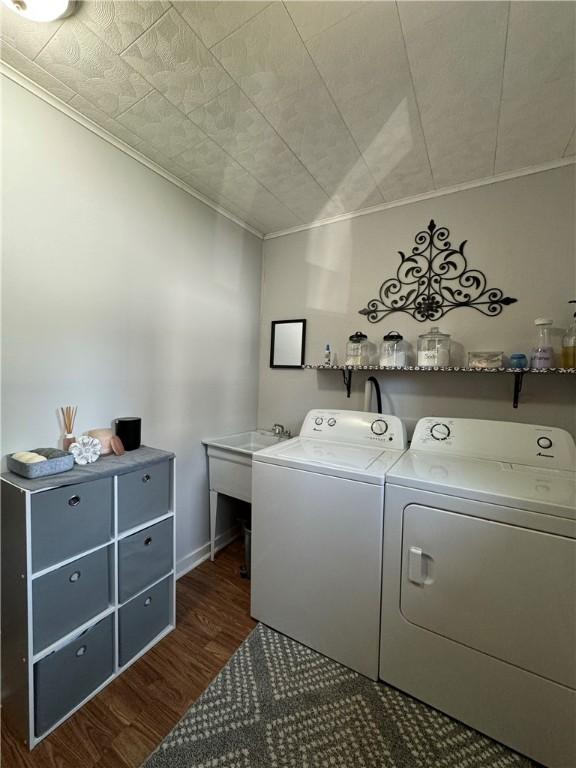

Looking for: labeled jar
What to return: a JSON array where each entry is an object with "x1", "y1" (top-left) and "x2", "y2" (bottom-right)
[
  {"x1": 561, "y1": 302, "x2": 576, "y2": 368},
  {"x1": 380, "y1": 331, "x2": 409, "y2": 367},
  {"x1": 530, "y1": 318, "x2": 554, "y2": 369},
  {"x1": 417, "y1": 327, "x2": 451, "y2": 367},
  {"x1": 346, "y1": 331, "x2": 371, "y2": 366}
]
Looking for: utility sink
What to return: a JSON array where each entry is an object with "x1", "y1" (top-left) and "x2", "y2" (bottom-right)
[
  {"x1": 202, "y1": 430, "x2": 288, "y2": 560},
  {"x1": 202, "y1": 430, "x2": 282, "y2": 457}
]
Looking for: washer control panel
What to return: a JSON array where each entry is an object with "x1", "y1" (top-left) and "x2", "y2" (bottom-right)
[
  {"x1": 300, "y1": 409, "x2": 407, "y2": 449},
  {"x1": 411, "y1": 417, "x2": 576, "y2": 470}
]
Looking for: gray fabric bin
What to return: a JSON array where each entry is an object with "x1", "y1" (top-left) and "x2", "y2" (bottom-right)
[
  {"x1": 118, "y1": 518, "x2": 173, "y2": 603},
  {"x1": 32, "y1": 547, "x2": 113, "y2": 654},
  {"x1": 31, "y1": 477, "x2": 113, "y2": 572},
  {"x1": 34, "y1": 614, "x2": 114, "y2": 737},
  {"x1": 7, "y1": 450, "x2": 74, "y2": 479},
  {"x1": 117, "y1": 460, "x2": 170, "y2": 532},
  {"x1": 118, "y1": 576, "x2": 171, "y2": 666}
]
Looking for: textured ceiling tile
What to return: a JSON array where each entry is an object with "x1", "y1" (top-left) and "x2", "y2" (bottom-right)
[
  {"x1": 263, "y1": 82, "x2": 383, "y2": 212},
  {"x1": 398, "y1": 1, "x2": 508, "y2": 186},
  {"x1": 189, "y1": 85, "x2": 335, "y2": 220},
  {"x1": 285, "y1": 1, "x2": 366, "y2": 42},
  {"x1": 182, "y1": 176, "x2": 270, "y2": 232},
  {"x1": 0, "y1": 5, "x2": 62, "y2": 59},
  {"x1": 76, "y1": 1, "x2": 169, "y2": 54},
  {"x1": 0, "y1": 42, "x2": 75, "y2": 102},
  {"x1": 69, "y1": 93, "x2": 145, "y2": 150},
  {"x1": 496, "y1": 2, "x2": 576, "y2": 172},
  {"x1": 177, "y1": 137, "x2": 264, "y2": 199},
  {"x1": 173, "y1": 1, "x2": 269, "y2": 49},
  {"x1": 189, "y1": 85, "x2": 279, "y2": 154},
  {"x1": 36, "y1": 20, "x2": 150, "y2": 116},
  {"x1": 565, "y1": 129, "x2": 576, "y2": 158},
  {"x1": 117, "y1": 90, "x2": 206, "y2": 157},
  {"x1": 496, "y1": 84, "x2": 576, "y2": 171},
  {"x1": 340, "y1": 86, "x2": 434, "y2": 203},
  {"x1": 499, "y1": 1, "x2": 575, "y2": 100},
  {"x1": 122, "y1": 9, "x2": 232, "y2": 114},
  {"x1": 306, "y1": 2, "x2": 433, "y2": 201},
  {"x1": 177, "y1": 138, "x2": 301, "y2": 228},
  {"x1": 133, "y1": 142, "x2": 194, "y2": 179},
  {"x1": 211, "y1": 2, "x2": 318, "y2": 110}
]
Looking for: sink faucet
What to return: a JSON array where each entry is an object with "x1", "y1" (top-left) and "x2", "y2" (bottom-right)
[{"x1": 272, "y1": 423, "x2": 291, "y2": 438}]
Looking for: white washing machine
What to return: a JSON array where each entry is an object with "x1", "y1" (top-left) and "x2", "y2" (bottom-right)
[
  {"x1": 380, "y1": 417, "x2": 576, "y2": 768},
  {"x1": 251, "y1": 408, "x2": 407, "y2": 679}
]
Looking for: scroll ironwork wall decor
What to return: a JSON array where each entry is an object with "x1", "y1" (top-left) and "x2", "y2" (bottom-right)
[{"x1": 359, "y1": 219, "x2": 517, "y2": 323}]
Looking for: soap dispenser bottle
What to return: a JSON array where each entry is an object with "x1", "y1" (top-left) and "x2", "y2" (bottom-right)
[{"x1": 561, "y1": 302, "x2": 576, "y2": 367}]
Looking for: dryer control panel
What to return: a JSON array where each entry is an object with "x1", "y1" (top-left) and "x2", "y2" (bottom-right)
[
  {"x1": 411, "y1": 417, "x2": 576, "y2": 470},
  {"x1": 300, "y1": 409, "x2": 407, "y2": 450}
]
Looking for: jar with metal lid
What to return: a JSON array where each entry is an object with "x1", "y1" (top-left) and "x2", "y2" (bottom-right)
[
  {"x1": 417, "y1": 327, "x2": 451, "y2": 367},
  {"x1": 346, "y1": 331, "x2": 371, "y2": 366},
  {"x1": 380, "y1": 331, "x2": 410, "y2": 367}
]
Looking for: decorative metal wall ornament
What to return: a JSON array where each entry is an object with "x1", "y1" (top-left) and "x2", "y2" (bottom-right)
[{"x1": 359, "y1": 219, "x2": 517, "y2": 323}]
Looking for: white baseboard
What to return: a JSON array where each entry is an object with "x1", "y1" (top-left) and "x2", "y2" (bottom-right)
[{"x1": 176, "y1": 526, "x2": 240, "y2": 579}]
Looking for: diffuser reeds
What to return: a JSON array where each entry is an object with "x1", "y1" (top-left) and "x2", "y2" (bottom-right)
[
  {"x1": 60, "y1": 405, "x2": 77, "y2": 434},
  {"x1": 60, "y1": 405, "x2": 77, "y2": 450}
]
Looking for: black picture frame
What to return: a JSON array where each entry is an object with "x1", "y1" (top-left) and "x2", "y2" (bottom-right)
[{"x1": 270, "y1": 319, "x2": 307, "y2": 369}]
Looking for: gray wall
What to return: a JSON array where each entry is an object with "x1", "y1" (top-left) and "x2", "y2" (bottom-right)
[
  {"x1": 1, "y1": 77, "x2": 263, "y2": 571},
  {"x1": 258, "y1": 166, "x2": 576, "y2": 437}
]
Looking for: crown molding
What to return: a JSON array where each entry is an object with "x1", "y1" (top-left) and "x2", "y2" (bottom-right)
[
  {"x1": 263, "y1": 157, "x2": 576, "y2": 241},
  {"x1": 0, "y1": 63, "x2": 264, "y2": 240}
]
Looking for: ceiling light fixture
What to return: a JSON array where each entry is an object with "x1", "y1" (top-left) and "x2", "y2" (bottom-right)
[{"x1": 1, "y1": 0, "x2": 75, "y2": 22}]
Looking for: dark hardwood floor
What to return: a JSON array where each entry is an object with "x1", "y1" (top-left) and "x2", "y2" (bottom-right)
[{"x1": 1, "y1": 540, "x2": 255, "y2": 768}]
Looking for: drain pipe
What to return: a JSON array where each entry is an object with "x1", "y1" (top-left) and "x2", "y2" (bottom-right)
[{"x1": 364, "y1": 376, "x2": 382, "y2": 414}]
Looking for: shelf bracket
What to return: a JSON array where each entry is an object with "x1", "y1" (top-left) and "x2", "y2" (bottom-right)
[
  {"x1": 342, "y1": 369, "x2": 353, "y2": 398},
  {"x1": 512, "y1": 371, "x2": 525, "y2": 408}
]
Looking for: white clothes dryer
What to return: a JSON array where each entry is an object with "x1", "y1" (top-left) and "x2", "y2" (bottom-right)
[
  {"x1": 380, "y1": 417, "x2": 576, "y2": 768},
  {"x1": 251, "y1": 409, "x2": 407, "y2": 679}
]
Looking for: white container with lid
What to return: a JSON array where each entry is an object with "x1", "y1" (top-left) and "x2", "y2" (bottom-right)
[{"x1": 417, "y1": 326, "x2": 451, "y2": 367}]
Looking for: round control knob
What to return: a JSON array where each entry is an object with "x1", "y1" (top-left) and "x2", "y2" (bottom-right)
[
  {"x1": 537, "y1": 436, "x2": 553, "y2": 450},
  {"x1": 430, "y1": 423, "x2": 451, "y2": 441},
  {"x1": 315, "y1": 417, "x2": 323, "y2": 426},
  {"x1": 327, "y1": 418, "x2": 336, "y2": 427},
  {"x1": 371, "y1": 419, "x2": 388, "y2": 436}
]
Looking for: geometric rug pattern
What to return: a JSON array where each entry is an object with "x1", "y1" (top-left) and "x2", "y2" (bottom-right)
[{"x1": 143, "y1": 624, "x2": 537, "y2": 768}]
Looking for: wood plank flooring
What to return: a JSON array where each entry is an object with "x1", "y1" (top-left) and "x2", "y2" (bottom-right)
[{"x1": 1, "y1": 541, "x2": 255, "y2": 768}]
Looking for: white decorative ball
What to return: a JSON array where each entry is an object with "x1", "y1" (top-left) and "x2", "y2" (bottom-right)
[{"x1": 69, "y1": 435, "x2": 101, "y2": 465}]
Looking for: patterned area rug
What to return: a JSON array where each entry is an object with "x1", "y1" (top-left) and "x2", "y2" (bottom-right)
[{"x1": 144, "y1": 624, "x2": 537, "y2": 768}]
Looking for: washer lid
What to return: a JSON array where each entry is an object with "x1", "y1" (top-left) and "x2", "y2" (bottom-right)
[
  {"x1": 388, "y1": 451, "x2": 576, "y2": 519},
  {"x1": 253, "y1": 437, "x2": 405, "y2": 485}
]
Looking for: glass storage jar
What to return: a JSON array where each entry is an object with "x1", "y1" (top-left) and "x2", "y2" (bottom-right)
[
  {"x1": 561, "y1": 302, "x2": 576, "y2": 368},
  {"x1": 530, "y1": 318, "x2": 554, "y2": 369},
  {"x1": 346, "y1": 331, "x2": 371, "y2": 366},
  {"x1": 380, "y1": 331, "x2": 410, "y2": 367},
  {"x1": 417, "y1": 327, "x2": 451, "y2": 367}
]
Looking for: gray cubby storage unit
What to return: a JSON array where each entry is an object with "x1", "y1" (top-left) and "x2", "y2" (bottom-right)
[{"x1": 1, "y1": 446, "x2": 175, "y2": 749}]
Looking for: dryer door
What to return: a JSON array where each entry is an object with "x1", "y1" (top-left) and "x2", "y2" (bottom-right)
[{"x1": 400, "y1": 504, "x2": 575, "y2": 688}]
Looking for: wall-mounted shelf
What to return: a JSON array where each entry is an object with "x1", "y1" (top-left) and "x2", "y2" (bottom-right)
[{"x1": 303, "y1": 365, "x2": 576, "y2": 408}]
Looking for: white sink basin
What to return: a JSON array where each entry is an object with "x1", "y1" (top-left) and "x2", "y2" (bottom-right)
[
  {"x1": 202, "y1": 430, "x2": 289, "y2": 560},
  {"x1": 202, "y1": 430, "x2": 283, "y2": 457}
]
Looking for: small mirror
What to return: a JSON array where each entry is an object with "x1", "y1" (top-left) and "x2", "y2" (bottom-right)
[{"x1": 270, "y1": 319, "x2": 306, "y2": 368}]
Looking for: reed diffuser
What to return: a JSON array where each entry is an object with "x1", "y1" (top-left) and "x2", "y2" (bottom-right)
[{"x1": 60, "y1": 405, "x2": 78, "y2": 451}]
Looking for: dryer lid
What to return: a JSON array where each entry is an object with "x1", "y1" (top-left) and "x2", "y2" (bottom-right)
[{"x1": 388, "y1": 451, "x2": 576, "y2": 519}]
